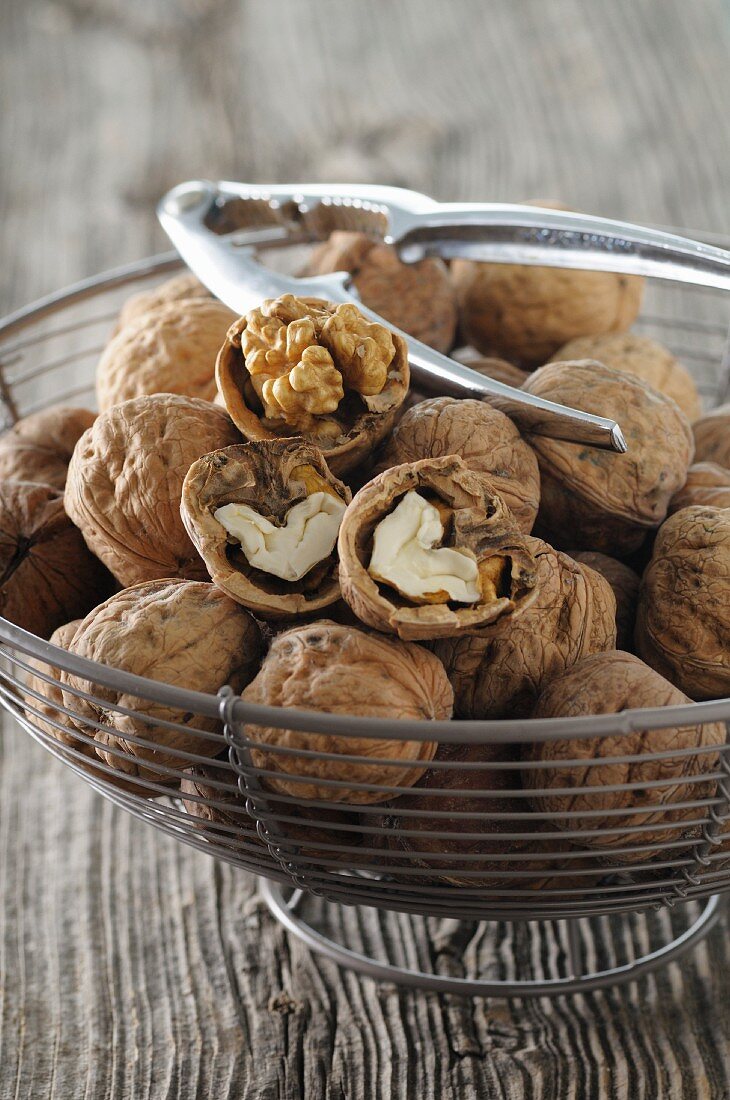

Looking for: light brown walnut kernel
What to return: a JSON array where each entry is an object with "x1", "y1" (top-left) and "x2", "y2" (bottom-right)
[
  {"x1": 320, "y1": 303, "x2": 394, "y2": 395},
  {"x1": 667, "y1": 462, "x2": 730, "y2": 514},
  {"x1": 0, "y1": 406, "x2": 96, "y2": 489},
  {"x1": 693, "y1": 402, "x2": 730, "y2": 469},
  {"x1": 243, "y1": 621, "x2": 452, "y2": 803},
  {"x1": 569, "y1": 551, "x2": 640, "y2": 651}
]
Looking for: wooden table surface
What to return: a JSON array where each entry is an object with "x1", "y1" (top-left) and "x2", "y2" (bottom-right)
[{"x1": 1, "y1": 1, "x2": 729, "y2": 1096}]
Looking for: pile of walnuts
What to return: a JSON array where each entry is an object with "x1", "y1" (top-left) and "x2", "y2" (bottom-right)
[{"x1": 8, "y1": 222, "x2": 730, "y2": 891}]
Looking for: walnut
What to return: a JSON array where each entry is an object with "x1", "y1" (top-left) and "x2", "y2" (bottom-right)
[
  {"x1": 693, "y1": 402, "x2": 730, "y2": 468},
  {"x1": 635, "y1": 505, "x2": 730, "y2": 700},
  {"x1": 181, "y1": 439, "x2": 351, "y2": 619},
  {"x1": 65, "y1": 394, "x2": 241, "y2": 587},
  {"x1": 668, "y1": 462, "x2": 730, "y2": 514},
  {"x1": 97, "y1": 298, "x2": 236, "y2": 411},
  {"x1": 300, "y1": 230, "x2": 457, "y2": 353},
  {"x1": 242, "y1": 622, "x2": 452, "y2": 803},
  {"x1": 59, "y1": 579, "x2": 261, "y2": 784},
  {"x1": 116, "y1": 271, "x2": 211, "y2": 330},
  {"x1": 523, "y1": 652, "x2": 725, "y2": 861},
  {"x1": 452, "y1": 348, "x2": 531, "y2": 389},
  {"x1": 0, "y1": 481, "x2": 114, "y2": 638},
  {"x1": 523, "y1": 360, "x2": 694, "y2": 555},
  {"x1": 216, "y1": 295, "x2": 409, "y2": 476},
  {"x1": 569, "y1": 551, "x2": 640, "y2": 651},
  {"x1": 0, "y1": 406, "x2": 95, "y2": 489},
  {"x1": 338, "y1": 456, "x2": 539, "y2": 641},
  {"x1": 373, "y1": 397, "x2": 540, "y2": 533},
  {"x1": 433, "y1": 539, "x2": 616, "y2": 718},
  {"x1": 549, "y1": 332, "x2": 701, "y2": 421}
]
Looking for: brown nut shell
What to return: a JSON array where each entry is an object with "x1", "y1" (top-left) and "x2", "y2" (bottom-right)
[
  {"x1": 668, "y1": 462, "x2": 730, "y2": 514},
  {"x1": 181, "y1": 439, "x2": 351, "y2": 619},
  {"x1": 59, "y1": 579, "x2": 262, "y2": 784},
  {"x1": 693, "y1": 402, "x2": 730, "y2": 469},
  {"x1": 242, "y1": 622, "x2": 451, "y2": 804},
  {"x1": 523, "y1": 360, "x2": 694, "y2": 555},
  {"x1": 569, "y1": 551, "x2": 640, "y2": 651},
  {"x1": 452, "y1": 349, "x2": 531, "y2": 389},
  {"x1": 635, "y1": 505, "x2": 730, "y2": 700},
  {"x1": 433, "y1": 539, "x2": 617, "y2": 719},
  {"x1": 338, "y1": 456, "x2": 539, "y2": 641},
  {"x1": 373, "y1": 397, "x2": 540, "y2": 533},
  {"x1": 65, "y1": 394, "x2": 241, "y2": 587},
  {"x1": 523, "y1": 652, "x2": 724, "y2": 861},
  {"x1": 0, "y1": 481, "x2": 115, "y2": 638},
  {"x1": 97, "y1": 298, "x2": 236, "y2": 411},
  {"x1": 0, "y1": 406, "x2": 96, "y2": 489},
  {"x1": 116, "y1": 271, "x2": 211, "y2": 331},
  {"x1": 300, "y1": 231, "x2": 457, "y2": 354},
  {"x1": 215, "y1": 297, "x2": 409, "y2": 477}
]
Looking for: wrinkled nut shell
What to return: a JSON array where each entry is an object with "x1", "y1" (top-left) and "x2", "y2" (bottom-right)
[
  {"x1": 338, "y1": 455, "x2": 539, "y2": 641},
  {"x1": 116, "y1": 271, "x2": 211, "y2": 331},
  {"x1": 65, "y1": 394, "x2": 241, "y2": 587},
  {"x1": 300, "y1": 231, "x2": 457, "y2": 353},
  {"x1": 59, "y1": 579, "x2": 262, "y2": 784},
  {"x1": 243, "y1": 622, "x2": 451, "y2": 804},
  {"x1": 451, "y1": 349, "x2": 531, "y2": 389},
  {"x1": 569, "y1": 551, "x2": 640, "y2": 652},
  {"x1": 181, "y1": 439, "x2": 351, "y2": 619},
  {"x1": 549, "y1": 332, "x2": 701, "y2": 422},
  {"x1": 374, "y1": 397, "x2": 540, "y2": 533},
  {"x1": 523, "y1": 360, "x2": 694, "y2": 555},
  {"x1": 667, "y1": 462, "x2": 730, "y2": 514},
  {"x1": 524, "y1": 652, "x2": 724, "y2": 860},
  {"x1": 693, "y1": 402, "x2": 730, "y2": 469},
  {"x1": 97, "y1": 298, "x2": 237, "y2": 411},
  {"x1": 215, "y1": 297, "x2": 409, "y2": 476},
  {"x1": 0, "y1": 481, "x2": 115, "y2": 639},
  {"x1": 0, "y1": 406, "x2": 96, "y2": 489},
  {"x1": 635, "y1": 505, "x2": 730, "y2": 700},
  {"x1": 434, "y1": 538, "x2": 617, "y2": 719}
]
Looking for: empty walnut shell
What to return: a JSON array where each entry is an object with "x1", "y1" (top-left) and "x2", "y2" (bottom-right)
[
  {"x1": 635, "y1": 506, "x2": 730, "y2": 700},
  {"x1": 97, "y1": 298, "x2": 237, "y2": 411},
  {"x1": 0, "y1": 481, "x2": 114, "y2": 638},
  {"x1": 693, "y1": 402, "x2": 730, "y2": 469},
  {"x1": 569, "y1": 551, "x2": 640, "y2": 651},
  {"x1": 116, "y1": 271, "x2": 211, "y2": 331},
  {"x1": 0, "y1": 406, "x2": 96, "y2": 489},
  {"x1": 300, "y1": 230, "x2": 457, "y2": 353},
  {"x1": 668, "y1": 462, "x2": 730, "y2": 514},
  {"x1": 216, "y1": 296, "x2": 409, "y2": 477},
  {"x1": 433, "y1": 539, "x2": 617, "y2": 719},
  {"x1": 65, "y1": 394, "x2": 241, "y2": 587},
  {"x1": 242, "y1": 622, "x2": 451, "y2": 804},
  {"x1": 523, "y1": 360, "x2": 694, "y2": 556},
  {"x1": 338, "y1": 455, "x2": 539, "y2": 641},
  {"x1": 524, "y1": 652, "x2": 725, "y2": 862},
  {"x1": 374, "y1": 397, "x2": 540, "y2": 533},
  {"x1": 59, "y1": 579, "x2": 262, "y2": 784},
  {"x1": 181, "y1": 439, "x2": 351, "y2": 619}
]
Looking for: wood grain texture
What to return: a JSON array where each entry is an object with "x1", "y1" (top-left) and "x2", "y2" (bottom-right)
[{"x1": 1, "y1": 0, "x2": 729, "y2": 1096}]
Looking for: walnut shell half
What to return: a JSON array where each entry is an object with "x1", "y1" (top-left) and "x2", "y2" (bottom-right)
[
  {"x1": 216, "y1": 295, "x2": 409, "y2": 476},
  {"x1": 668, "y1": 462, "x2": 730, "y2": 514},
  {"x1": 65, "y1": 394, "x2": 241, "y2": 587},
  {"x1": 338, "y1": 456, "x2": 539, "y2": 641},
  {"x1": 373, "y1": 397, "x2": 540, "y2": 533},
  {"x1": 523, "y1": 360, "x2": 694, "y2": 556},
  {"x1": 635, "y1": 506, "x2": 730, "y2": 700},
  {"x1": 181, "y1": 439, "x2": 351, "y2": 619},
  {"x1": 0, "y1": 405, "x2": 96, "y2": 489},
  {"x1": 569, "y1": 551, "x2": 639, "y2": 651},
  {"x1": 242, "y1": 622, "x2": 451, "y2": 803},
  {"x1": 693, "y1": 402, "x2": 730, "y2": 469}
]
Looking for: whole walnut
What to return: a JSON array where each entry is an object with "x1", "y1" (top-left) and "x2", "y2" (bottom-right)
[
  {"x1": 668, "y1": 462, "x2": 730, "y2": 514},
  {"x1": 433, "y1": 538, "x2": 616, "y2": 719},
  {"x1": 569, "y1": 551, "x2": 640, "y2": 651},
  {"x1": 452, "y1": 348, "x2": 531, "y2": 389},
  {"x1": 0, "y1": 406, "x2": 96, "y2": 489},
  {"x1": 116, "y1": 271, "x2": 211, "y2": 331},
  {"x1": 524, "y1": 652, "x2": 725, "y2": 861},
  {"x1": 0, "y1": 481, "x2": 114, "y2": 638},
  {"x1": 693, "y1": 402, "x2": 730, "y2": 469},
  {"x1": 373, "y1": 396, "x2": 540, "y2": 533},
  {"x1": 300, "y1": 230, "x2": 457, "y2": 353},
  {"x1": 523, "y1": 360, "x2": 694, "y2": 555},
  {"x1": 59, "y1": 579, "x2": 262, "y2": 784},
  {"x1": 97, "y1": 298, "x2": 236, "y2": 411},
  {"x1": 635, "y1": 506, "x2": 730, "y2": 700},
  {"x1": 549, "y1": 333, "x2": 701, "y2": 421},
  {"x1": 65, "y1": 394, "x2": 241, "y2": 587},
  {"x1": 242, "y1": 622, "x2": 452, "y2": 803}
]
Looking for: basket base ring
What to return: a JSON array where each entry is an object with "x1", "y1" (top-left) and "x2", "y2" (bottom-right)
[{"x1": 260, "y1": 879, "x2": 724, "y2": 998}]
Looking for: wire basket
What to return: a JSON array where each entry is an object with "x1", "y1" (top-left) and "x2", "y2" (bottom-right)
[{"x1": 1, "y1": 248, "x2": 729, "y2": 995}]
